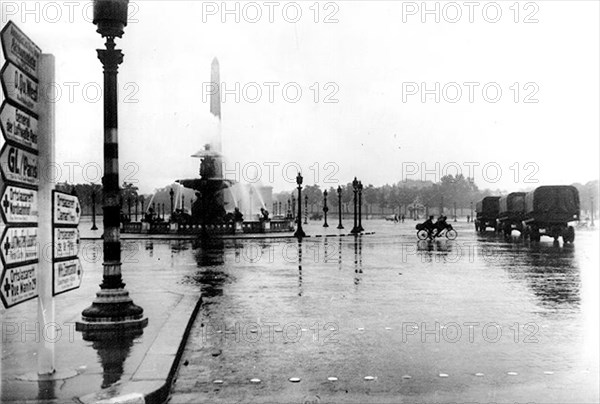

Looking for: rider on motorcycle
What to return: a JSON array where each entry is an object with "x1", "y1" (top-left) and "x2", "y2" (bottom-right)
[
  {"x1": 423, "y1": 215, "x2": 435, "y2": 237},
  {"x1": 433, "y1": 215, "x2": 448, "y2": 236}
]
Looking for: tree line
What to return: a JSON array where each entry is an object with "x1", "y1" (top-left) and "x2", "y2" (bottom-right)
[{"x1": 57, "y1": 176, "x2": 598, "y2": 219}]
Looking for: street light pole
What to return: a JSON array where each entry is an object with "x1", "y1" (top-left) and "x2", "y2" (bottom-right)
[
  {"x1": 304, "y1": 194, "x2": 308, "y2": 224},
  {"x1": 127, "y1": 197, "x2": 131, "y2": 221},
  {"x1": 78, "y1": 0, "x2": 146, "y2": 333},
  {"x1": 453, "y1": 201, "x2": 457, "y2": 222},
  {"x1": 294, "y1": 173, "x2": 306, "y2": 238},
  {"x1": 357, "y1": 181, "x2": 364, "y2": 232},
  {"x1": 323, "y1": 190, "x2": 329, "y2": 227},
  {"x1": 337, "y1": 185, "x2": 344, "y2": 229},
  {"x1": 91, "y1": 187, "x2": 98, "y2": 230},
  {"x1": 351, "y1": 177, "x2": 359, "y2": 234},
  {"x1": 170, "y1": 187, "x2": 174, "y2": 216}
]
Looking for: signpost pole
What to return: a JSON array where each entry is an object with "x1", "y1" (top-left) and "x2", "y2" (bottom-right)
[{"x1": 37, "y1": 54, "x2": 55, "y2": 375}]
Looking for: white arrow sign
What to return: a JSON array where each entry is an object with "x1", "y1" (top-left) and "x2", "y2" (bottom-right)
[
  {"x1": 0, "y1": 144, "x2": 39, "y2": 186},
  {"x1": 0, "y1": 101, "x2": 39, "y2": 151},
  {"x1": 1, "y1": 226, "x2": 38, "y2": 266},
  {"x1": 1, "y1": 263, "x2": 38, "y2": 308},
  {"x1": 0, "y1": 21, "x2": 41, "y2": 79},
  {"x1": 1, "y1": 185, "x2": 38, "y2": 224},
  {"x1": 53, "y1": 258, "x2": 83, "y2": 296},
  {"x1": 1, "y1": 62, "x2": 40, "y2": 115},
  {"x1": 53, "y1": 192, "x2": 81, "y2": 225},
  {"x1": 53, "y1": 227, "x2": 80, "y2": 260}
]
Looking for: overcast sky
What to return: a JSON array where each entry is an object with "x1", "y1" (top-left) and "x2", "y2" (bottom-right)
[{"x1": 1, "y1": 1, "x2": 599, "y2": 194}]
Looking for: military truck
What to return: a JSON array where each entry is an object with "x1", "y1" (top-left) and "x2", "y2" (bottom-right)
[
  {"x1": 498, "y1": 192, "x2": 527, "y2": 237},
  {"x1": 523, "y1": 185, "x2": 579, "y2": 243},
  {"x1": 475, "y1": 196, "x2": 501, "y2": 232}
]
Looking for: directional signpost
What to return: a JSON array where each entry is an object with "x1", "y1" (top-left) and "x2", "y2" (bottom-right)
[
  {"x1": 1, "y1": 21, "x2": 41, "y2": 310},
  {"x1": 0, "y1": 101, "x2": 39, "y2": 151},
  {"x1": 0, "y1": 22, "x2": 41, "y2": 78},
  {"x1": 1, "y1": 185, "x2": 38, "y2": 223},
  {"x1": 1, "y1": 20, "x2": 61, "y2": 376},
  {"x1": 52, "y1": 190, "x2": 82, "y2": 296},
  {"x1": 1, "y1": 263, "x2": 38, "y2": 308}
]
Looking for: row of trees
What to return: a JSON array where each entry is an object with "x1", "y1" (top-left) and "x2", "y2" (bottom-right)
[
  {"x1": 58, "y1": 176, "x2": 599, "y2": 219},
  {"x1": 274, "y1": 176, "x2": 600, "y2": 218}
]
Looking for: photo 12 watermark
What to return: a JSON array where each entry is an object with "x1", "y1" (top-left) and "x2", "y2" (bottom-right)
[
  {"x1": 401, "y1": 2, "x2": 540, "y2": 24},
  {"x1": 202, "y1": 81, "x2": 340, "y2": 105},
  {"x1": 1, "y1": 1, "x2": 141, "y2": 25},
  {"x1": 402, "y1": 82, "x2": 539, "y2": 104},
  {"x1": 401, "y1": 161, "x2": 539, "y2": 185},
  {"x1": 201, "y1": 321, "x2": 340, "y2": 344},
  {"x1": 201, "y1": 1, "x2": 340, "y2": 24}
]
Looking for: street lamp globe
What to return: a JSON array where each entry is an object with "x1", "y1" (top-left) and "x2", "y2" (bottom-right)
[
  {"x1": 296, "y1": 172, "x2": 303, "y2": 186},
  {"x1": 93, "y1": 0, "x2": 129, "y2": 38}
]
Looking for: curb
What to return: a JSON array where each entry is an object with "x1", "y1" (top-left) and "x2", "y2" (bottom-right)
[
  {"x1": 77, "y1": 293, "x2": 202, "y2": 404},
  {"x1": 81, "y1": 232, "x2": 376, "y2": 241}
]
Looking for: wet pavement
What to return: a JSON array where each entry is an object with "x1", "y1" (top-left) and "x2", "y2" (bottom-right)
[
  {"x1": 0, "y1": 219, "x2": 201, "y2": 403},
  {"x1": 168, "y1": 220, "x2": 599, "y2": 403}
]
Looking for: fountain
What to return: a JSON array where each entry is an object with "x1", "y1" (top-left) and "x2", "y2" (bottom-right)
[{"x1": 119, "y1": 58, "x2": 294, "y2": 236}]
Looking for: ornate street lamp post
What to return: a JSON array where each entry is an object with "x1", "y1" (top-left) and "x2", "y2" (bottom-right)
[
  {"x1": 323, "y1": 190, "x2": 329, "y2": 227},
  {"x1": 78, "y1": 0, "x2": 147, "y2": 332},
  {"x1": 304, "y1": 194, "x2": 308, "y2": 224},
  {"x1": 357, "y1": 181, "x2": 364, "y2": 232},
  {"x1": 127, "y1": 197, "x2": 131, "y2": 221},
  {"x1": 169, "y1": 187, "x2": 174, "y2": 216},
  {"x1": 134, "y1": 196, "x2": 138, "y2": 221},
  {"x1": 470, "y1": 201, "x2": 473, "y2": 223},
  {"x1": 351, "y1": 177, "x2": 359, "y2": 234},
  {"x1": 278, "y1": 201, "x2": 282, "y2": 216},
  {"x1": 91, "y1": 187, "x2": 98, "y2": 230},
  {"x1": 453, "y1": 201, "x2": 457, "y2": 222},
  {"x1": 140, "y1": 196, "x2": 145, "y2": 220},
  {"x1": 294, "y1": 173, "x2": 306, "y2": 238},
  {"x1": 337, "y1": 186, "x2": 344, "y2": 229}
]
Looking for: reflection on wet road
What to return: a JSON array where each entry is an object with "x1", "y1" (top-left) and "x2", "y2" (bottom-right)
[{"x1": 170, "y1": 221, "x2": 599, "y2": 403}]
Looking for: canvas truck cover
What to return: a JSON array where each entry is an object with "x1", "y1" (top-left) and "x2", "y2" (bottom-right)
[
  {"x1": 476, "y1": 196, "x2": 500, "y2": 214},
  {"x1": 525, "y1": 186, "x2": 580, "y2": 217},
  {"x1": 499, "y1": 192, "x2": 527, "y2": 214}
]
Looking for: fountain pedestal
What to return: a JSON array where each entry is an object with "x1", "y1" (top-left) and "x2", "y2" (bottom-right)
[
  {"x1": 261, "y1": 220, "x2": 271, "y2": 233},
  {"x1": 234, "y1": 221, "x2": 243, "y2": 234}
]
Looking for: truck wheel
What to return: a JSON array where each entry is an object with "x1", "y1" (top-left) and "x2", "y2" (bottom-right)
[{"x1": 564, "y1": 226, "x2": 575, "y2": 243}]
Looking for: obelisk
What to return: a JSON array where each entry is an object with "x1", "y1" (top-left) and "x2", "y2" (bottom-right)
[{"x1": 210, "y1": 58, "x2": 222, "y2": 156}]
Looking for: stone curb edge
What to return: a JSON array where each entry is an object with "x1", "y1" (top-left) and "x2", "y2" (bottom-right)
[{"x1": 76, "y1": 293, "x2": 202, "y2": 404}]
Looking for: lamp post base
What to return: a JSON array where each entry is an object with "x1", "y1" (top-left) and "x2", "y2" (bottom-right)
[
  {"x1": 350, "y1": 227, "x2": 360, "y2": 234},
  {"x1": 294, "y1": 229, "x2": 306, "y2": 238},
  {"x1": 77, "y1": 288, "x2": 148, "y2": 332},
  {"x1": 337, "y1": 224, "x2": 344, "y2": 229}
]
